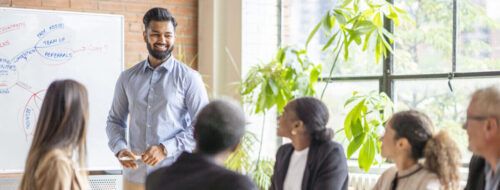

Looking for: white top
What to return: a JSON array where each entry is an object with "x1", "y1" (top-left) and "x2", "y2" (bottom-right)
[{"x1": 284, "y1": 147, "x2": 310, "y2": 190}]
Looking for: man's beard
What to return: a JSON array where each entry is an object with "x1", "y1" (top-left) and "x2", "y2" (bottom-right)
[{"x1": 146, "y1": 41, "x2": 174, "y2": 61}]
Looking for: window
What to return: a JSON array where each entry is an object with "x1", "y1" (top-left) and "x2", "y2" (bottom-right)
[
  {"x1": 280, "y1": 0, "x2": 500, "y2": 162},
  {"x1": 242, "y1": 0, "x2": 281, "y2": 159}
]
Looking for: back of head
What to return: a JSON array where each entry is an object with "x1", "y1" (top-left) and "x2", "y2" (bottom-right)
[
  {"x1": 390, "y1": 110, "x2": 461, "y2": 190},
  {"x1": 143, "y1": 7, "x2": 177, "y2": 29},
  {"x1": 292, "y1": 97, "x2": 333, "y2": 143},
  {"x1": 470, "y1": 85, "x2": 500, "y2": 119},
  {"x1": 20, "y1": 79, "x2": 88, "y2": 190},
  {"x1": 194, "y1": 99, "x2": 246, "y2": 155}
]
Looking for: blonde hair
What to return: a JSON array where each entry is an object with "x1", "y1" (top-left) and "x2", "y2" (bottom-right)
[
  {"x1": 424, "y1": 131, "x2": 461, "y2": 190},
  {"x1": 20, "y1": 80, "x2": 88, "y2": 190}
]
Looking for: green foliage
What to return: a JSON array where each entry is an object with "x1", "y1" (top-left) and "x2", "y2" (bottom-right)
[
  {"x1": 251, "y1": 159, "x2": 274, "y2": 190},
  {"x1": 225, "y1": 132, "x2": 258, "y2": 173},
  {"x1": 303, "y1": 0, "x2": 406, "y2": 172},
  {"x1": 306, "y1": 0, "x2": 408, "y2": 99},
  {"x1": 307, "y1": 0, "x2": 407, "y2": 65},
  {"x1": 343, "y1": 91, "x2": 393, "y2": 171},
  {"x1": 224, "y1": 132, "x2": 274, "y2": 190},
  {"x1": 241, "y1": 46, "x2": 322, "y2": 114},
  {"x1": 232, "y1": 46, "x2": 322, "y2": 189}
]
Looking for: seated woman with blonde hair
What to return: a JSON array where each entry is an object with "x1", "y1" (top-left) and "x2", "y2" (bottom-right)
[
  {"x1": 373, "y1": 110, "x2": 461, "y2": 190},
  {"x1": 19, "y1": 79, "x2": 89, "y2": 190}
]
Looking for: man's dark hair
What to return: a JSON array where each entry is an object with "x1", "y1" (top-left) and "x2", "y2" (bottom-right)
[
  {"x1": 194, "y1": 100, "x2": 246, "y2": 155},
  {"x1": 143, "y1": 7, "x2": 178, "y2": 29}
]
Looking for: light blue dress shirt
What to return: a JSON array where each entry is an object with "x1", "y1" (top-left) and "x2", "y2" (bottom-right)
[
  {"x1": 106, "y1": 57, "x2": 208, "y2": 184},
  {"x1": 485, "y1": 160, "x2": 500, "y2": 190}
]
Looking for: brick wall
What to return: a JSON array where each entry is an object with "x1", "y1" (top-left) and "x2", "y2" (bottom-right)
[{"x1": 0, "y1": 0, "x2": 198, "y2": 69}]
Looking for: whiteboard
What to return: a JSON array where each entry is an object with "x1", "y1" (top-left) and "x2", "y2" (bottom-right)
[{"x1": 0, "y1": 7, "x2": 123, "y2": 172}]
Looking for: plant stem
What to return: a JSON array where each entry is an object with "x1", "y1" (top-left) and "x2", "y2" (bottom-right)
[
  {"x1": 256, "y1": 112, "x2": 266, "y2": 165},
  {"x1": 320, "y1": 40, "x2": 344, "y2": 100},
  {"x1": 334, "y1": 127, "x2": 345, "y2": 135}
]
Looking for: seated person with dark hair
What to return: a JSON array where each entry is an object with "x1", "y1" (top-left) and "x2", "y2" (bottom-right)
[{"x1": 146, "y1": 99, "x2": 257, "y2": 190}]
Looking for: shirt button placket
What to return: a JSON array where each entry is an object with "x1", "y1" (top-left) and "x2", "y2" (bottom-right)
[{"x1": 146, "y1": 71, "x2": 157, "y2": 149}]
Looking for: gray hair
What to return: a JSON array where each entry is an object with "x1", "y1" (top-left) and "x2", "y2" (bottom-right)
[{"x1": 470, "y1": 84, "x2": 500, "y2": 118}]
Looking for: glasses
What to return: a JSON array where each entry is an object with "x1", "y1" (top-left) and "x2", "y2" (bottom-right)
[{"x1": 462, "y1": 115, "x2": 489, "y2": 129}]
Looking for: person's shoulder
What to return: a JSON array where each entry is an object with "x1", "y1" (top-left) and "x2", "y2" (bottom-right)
[
  {"x1": 380, "y1": 166, "x2": 398, "y2": 179},
  {"x1": 320, "y1": 140, "x2": 343, "y2": 149},
  {"x1": 419, "y1": 167, "x2": 439, "y2": 181},
  {"x1": 171, "y1": 58, "x2": 201, "y2": 77},
  {"x1": 35, "y1": 149, "x2": 74, "y2": 178},
  {"x1": 119, "y1": 60, "x2": 146, "y2": 80},
  {"x1": 373, "y1": 166, "x2": 397, "y2": 190},
  {"x1": 417, "y1": 168, "x2": 441, "y2": 189},
  {"x1": 315, "y1": 140, "x2": 345, "y2": 156},
  {"x1": 277, "y1": 143, "x2": 294, "y2": 152},
  {"x1": 125, "y1": 60, "x2": 146, "y2": 72},
  {"x1": 215, "y1": 169, "x2": 256, "y2": 190},
  {"x1": 41, "y1": 149, "x2": 72, "y2": 163},
  {"x1": 275, "y1": 143, "x2": 293, "y2": 157},
  {"x1": 146, "y1": 166, "x2": 171, "y2": 188}
]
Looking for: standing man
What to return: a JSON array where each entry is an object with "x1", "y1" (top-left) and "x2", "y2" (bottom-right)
[
  {"x1": 106, "y1": 7, "x2": 208, "y2": 190},
  {"x1": 464, "y1": 85, "x2": 500, "y2": 190}
]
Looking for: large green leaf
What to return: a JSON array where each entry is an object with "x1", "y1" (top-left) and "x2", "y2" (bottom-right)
[
  {"x1": 351, "y1": 118, "x2": 364, "y2": 137},
  {"x1": 347, "y1": 132, "x2": 366, "y2": 158},
  {"x1": 358, "y1": 135, "x2": 376, "y2": 172},
  {"x1": 344, "y1": 99, "x2": 365, "y2": 140}
]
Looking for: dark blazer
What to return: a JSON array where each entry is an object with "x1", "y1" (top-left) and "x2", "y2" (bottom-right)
[
  {"x1": 270, "y1": 141, "x2": 348, "y2": 190},
  {"x1": 146, "y1": 152, "x2": 257, "y2": 190},
  {"x1": 464, "y1": 155, "x2": 500, "y2": 190},
  {"x1": 465, "y1": 155, "x2": 486, "y2": 190}
]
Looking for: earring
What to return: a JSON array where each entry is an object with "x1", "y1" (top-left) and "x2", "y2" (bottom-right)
[{"x1": 291, "y1": 130, "x2": 297, "y2": 135}]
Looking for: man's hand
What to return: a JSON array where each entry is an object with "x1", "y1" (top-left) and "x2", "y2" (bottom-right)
[
  {"x1": 116, "y1": 149, "x2": 138, "y2": 169},
  {"x1": 142, "y1": 144, "x2": 167, "y2": 166}
]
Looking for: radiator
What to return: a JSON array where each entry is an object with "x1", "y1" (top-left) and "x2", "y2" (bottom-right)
[
  {"x1": 348, "y1": 173, "x2": 380, "y2": 190},
  {"x1": 0, "y1": 175, "x2": 122, "y2": 190}
]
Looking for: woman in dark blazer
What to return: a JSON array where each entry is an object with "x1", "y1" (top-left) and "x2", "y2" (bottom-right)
[{"x1": 270, "y1": 97, "x2": 348, "y2": 190}]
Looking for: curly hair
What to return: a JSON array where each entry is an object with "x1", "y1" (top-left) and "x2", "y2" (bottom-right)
[{"x1": 424, "y1": 131, "x2": 461, "y2": 190}]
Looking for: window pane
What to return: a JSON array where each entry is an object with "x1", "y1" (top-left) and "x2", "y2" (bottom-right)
[
  {"x1": 282, "y1": 0, "x2": 382, "y2": 77},
  {"x1": 242, "y1": 0, "x2": 279, "y2": 76},
  {"x1": 394, "y1": 78, "x2": 500, "y2": 162},
  {"x1": 458, "y1": 0, "x2": 500, "y2": 72},
  {"x1": 315, "y1": 81, "x2": 379, "y2": 157},
  {"x1": 242, "y1": 0, "x2": 280, "y2": 159},
  {"x1": 394, "y1": 0, "x2": 453, "y2": 74}
]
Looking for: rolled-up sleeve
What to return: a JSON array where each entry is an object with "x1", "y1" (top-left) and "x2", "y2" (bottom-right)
[
  {"x1": 106, "y1": 72, "x2": 129, "y2": 155},
  {"x1": 161, "y1": 71, "x2": 208, "y2": 158}
]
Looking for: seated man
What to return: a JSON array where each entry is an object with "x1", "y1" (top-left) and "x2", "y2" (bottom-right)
[
  {"x1": 146, "y1": 99, "x2": 257, "y2": 190},
  {"x1": 464, "y1": 85, "x2": 500, "y2": 190}
]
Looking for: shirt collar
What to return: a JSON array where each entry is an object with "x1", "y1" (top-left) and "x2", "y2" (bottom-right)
[
  {"x1": 398, "y1": 163, "x2": 423, "y2": 177},
  {"x1": 143, "y1": 55, "x2": 175, "y2": 73},
  {"x1": 484, "y1": 159, "x2": 500, "y2": 176}
]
